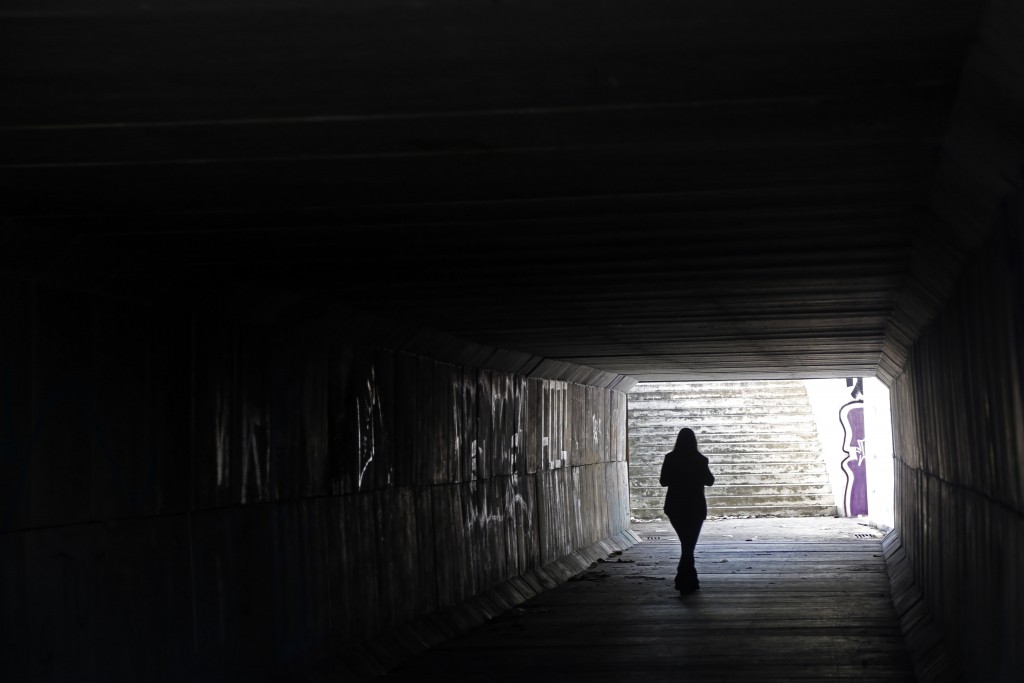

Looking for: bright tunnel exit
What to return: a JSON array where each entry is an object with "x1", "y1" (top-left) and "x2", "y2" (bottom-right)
[{"x1": 626, "y1": 378, "x2": 896, "y2": 531}]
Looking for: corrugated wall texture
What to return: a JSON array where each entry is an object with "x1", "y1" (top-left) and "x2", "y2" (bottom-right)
[
  {"x1": 0, "y1": 286, "x2": 632, "y2": 681},
  {"x1": 890, "y1": 232, "x2": 1024, "y2": 681},
  {"x1": 888, "y1": 1, "x2": 1024, "y2": 679}
]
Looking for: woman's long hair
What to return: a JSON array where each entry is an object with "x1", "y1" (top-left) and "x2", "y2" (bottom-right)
[{"x1": 672, "y1": 427, "x2": 700, "y2": 456}]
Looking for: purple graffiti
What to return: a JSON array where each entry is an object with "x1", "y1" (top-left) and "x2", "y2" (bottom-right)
[{"x1": 839, "y1": 400, "x2": 867, "y2": 517}]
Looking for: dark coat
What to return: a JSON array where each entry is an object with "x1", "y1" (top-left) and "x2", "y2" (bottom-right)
[{"x1": 660, "y1": 450, "x2": 715, "y2": 519}]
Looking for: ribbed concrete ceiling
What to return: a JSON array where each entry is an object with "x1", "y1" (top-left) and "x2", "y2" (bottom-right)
[{"x1": 1, "y1": 0, "x2": 982, "y2": 381}]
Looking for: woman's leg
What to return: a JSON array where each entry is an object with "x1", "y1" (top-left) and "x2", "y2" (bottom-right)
[{"x1": 670, "y1": 515, "x2": 704, "y2": 592}]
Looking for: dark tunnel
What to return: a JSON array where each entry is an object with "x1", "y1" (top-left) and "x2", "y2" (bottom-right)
[{"x1": 1, "y1": 0, "x2": 1022, "y2": 680}]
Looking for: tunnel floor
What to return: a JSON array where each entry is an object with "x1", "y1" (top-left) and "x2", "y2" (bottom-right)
[{"x1": 382, "y1": 518, "x2": 912, "y2": 682}]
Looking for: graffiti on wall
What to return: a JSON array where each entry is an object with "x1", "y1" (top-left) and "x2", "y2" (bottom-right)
[{"x1": 838, "y1": 377, "x2": 867, "y2": 516}]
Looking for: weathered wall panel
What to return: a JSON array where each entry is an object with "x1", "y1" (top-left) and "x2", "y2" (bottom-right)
[
  {"x1": 890, "y1": 232, "x2": 1024, "y2": 681},
  {"x1": 0, "y1": 281, "x2": 32, "y2": 533},
  {"x1": 0, "y1": 286, "x2": 633, "y2": 680},
  {"x1": 29, "y1": 288, "x2": 95, "y2": 528},
  {"x1": 17, "y1": 517, "x2": 197, "y2": 682},
  {"x1": 432, "y1": 483, "x2": 467, "y2": 607}
]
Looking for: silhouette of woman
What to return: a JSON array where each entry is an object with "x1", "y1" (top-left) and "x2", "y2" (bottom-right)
[{"x1": 660, "y1": 427, "x2": 715, "y2": 595}]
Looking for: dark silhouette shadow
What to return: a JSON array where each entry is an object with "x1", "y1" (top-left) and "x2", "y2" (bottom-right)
[{"x1": 659, "y1": 427, "x2": 715, "y2": 595}]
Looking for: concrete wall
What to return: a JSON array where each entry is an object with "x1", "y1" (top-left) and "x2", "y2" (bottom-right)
[
  {"x1": 886, "y1": 1, "x2": 1024, "y2": 679},
  {"x1": 0, "y1": 283, "x2": 633, "y2": 681},
  {"x1": 889, "y1": 232, "x2": 1023, "y2": 680},
  {"x1": 804, "y1": 378, "x2": 895, "y2": 528}
]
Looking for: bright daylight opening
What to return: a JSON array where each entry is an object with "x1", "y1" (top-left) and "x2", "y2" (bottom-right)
[{"x1": 626, "y1": 377, "x2": 895, "y2": 533}]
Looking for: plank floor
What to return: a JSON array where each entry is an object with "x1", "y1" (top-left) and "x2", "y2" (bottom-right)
[{"x1": 383, "y1": 519, "x2": 913, "y2": 682}]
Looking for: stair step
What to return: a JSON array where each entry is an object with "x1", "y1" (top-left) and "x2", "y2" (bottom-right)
[
  {"x1": 626, "y1": 473, "x2": 827, "y2": 489},
  {"x1": 628, "y1": 406, "x2": 815, "y2": 417},
  {"x1": 631, "y1": 456, "x2": 830, "y2": 466},
  {"x1": 631, "y1": 440, "x2": 823, "y2": 451},
  {"x1": 630, "y1": 445, "x2": 823, "y2": 458},
  {"x1": 707, "y1": 505, "x2": 838, "y2": 518},
  {"x1": 630, "y1": 498, "x2": 838, "y2": 515},
  {"x1": 631, "y1": 440, "x2": 819, "y2": 450},
  {"x1": 622, "y1": 462, "x2": 831, "y2": 473},
  {"x1": 630, "y1": 454, "x2": 826, "y2": 468},
  {"x1": 629, "y1": 430, "x2": 818, "y2": 440},
  {"x1": 712, "y1": 493, "x2": 838, "y2": 506},
  {"x1": 629, "y1": 433, "x2": 823, "y2": 445},
  {"x1": 631, "y1": 493, "x2": 837, "y2": 508},
  {"x1": 630, "y1": 438, "x2": 823, "y2": 449},
  {"x1": 631, "y1": 483, "x2": 832, "y2": 497},
  {"x1": 711, "y1": 484, "x2": 834, "y2": 496},
  {"x1": 713, "y1": 463, "x2": 829, "y2": 474},
  {"x1": 628, "y1": 389, "x2": 809, "y2": 400},
  {"x1": 630, "y1": 473, "x2": 830, "y2": 487},
  {"x1": 630, "y1": 456, "x2": 824, "y2": 468},
  {"x1": 629, "y1": 397, "x2": 814, "y2": 406},
  {"x1": 631, "y1": 506, "x2": 838, "y2": 520}
]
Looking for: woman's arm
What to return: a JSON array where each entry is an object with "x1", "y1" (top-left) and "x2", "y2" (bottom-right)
[{"x1": 659, "y1": 453, "x2": 673, "y2": 487}]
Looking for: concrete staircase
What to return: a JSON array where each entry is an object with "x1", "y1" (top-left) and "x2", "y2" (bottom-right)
[{"x1": 628, "y1": 381, "x2": 837, "y2": 519}]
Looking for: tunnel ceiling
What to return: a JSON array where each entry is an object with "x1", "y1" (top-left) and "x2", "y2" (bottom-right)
[{"x1": 1, "y1": 0, "x2": 982, "y2": 381}]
